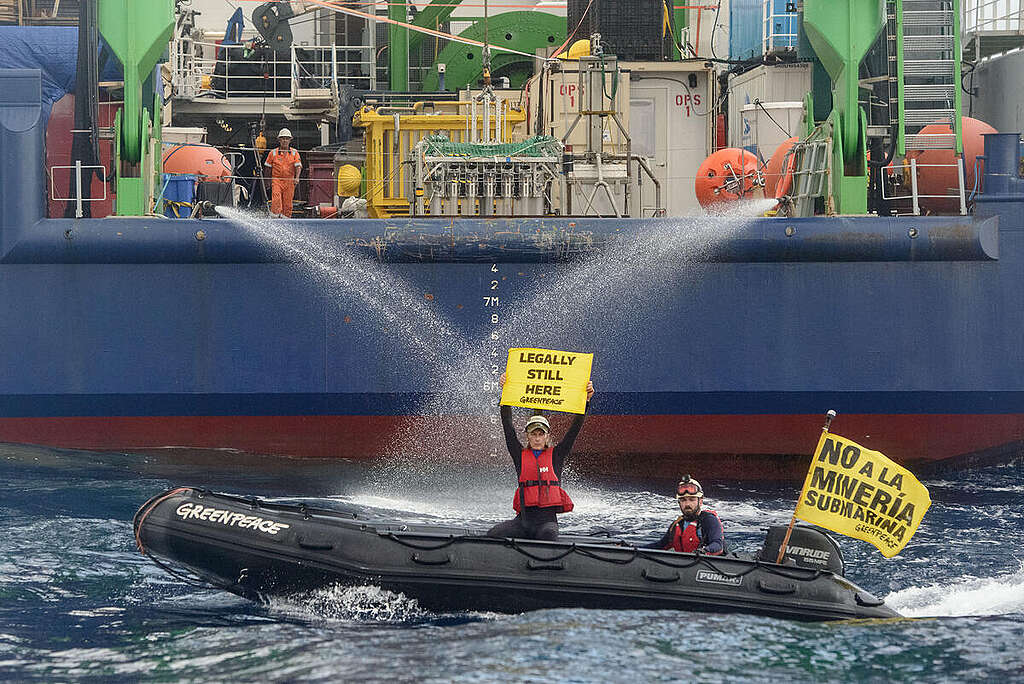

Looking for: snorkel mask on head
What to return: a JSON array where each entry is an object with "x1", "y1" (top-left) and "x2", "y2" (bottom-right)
[{"x1": 675, "y1": 475, "x2": 703, "y2": 499}]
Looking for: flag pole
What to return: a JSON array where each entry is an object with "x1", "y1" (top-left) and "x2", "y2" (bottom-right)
[{"x1": 775, "y1": 409, "x2": 837, "y2": 564}]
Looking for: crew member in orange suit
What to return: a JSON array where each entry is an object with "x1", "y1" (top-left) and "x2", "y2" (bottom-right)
[{"x1": 265, "y1": 128, "x2": 302, "y2": 217}]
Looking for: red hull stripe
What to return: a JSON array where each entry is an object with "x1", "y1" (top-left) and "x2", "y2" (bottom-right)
[{"x1": 1, "y1": 414, "x2": 1021, "y2": 464}]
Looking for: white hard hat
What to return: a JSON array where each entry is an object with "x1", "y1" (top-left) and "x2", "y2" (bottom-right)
[
  {"x1": 525, "y1": 415, "x2": 550, "y2": 434},
  {"x1": 278, "y1": 128, "x2": 292, "y2": 138}
]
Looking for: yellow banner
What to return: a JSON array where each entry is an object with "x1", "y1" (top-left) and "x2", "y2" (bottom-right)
[
  {"x1": 500, "y1": 348, "x2": 593, "y2": 415},
  {"x1": 795, "y1": 432, "x2": 931, "y2": 558}
]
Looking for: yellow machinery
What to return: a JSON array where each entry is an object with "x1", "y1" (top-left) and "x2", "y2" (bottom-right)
[{"x1": 354, "y1": 99, "x2": 527, "y2": 218}]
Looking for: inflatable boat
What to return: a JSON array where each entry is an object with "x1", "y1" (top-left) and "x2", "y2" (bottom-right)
[{"x1": 133, "y1": 487, "x2": 899, "y2": 621}]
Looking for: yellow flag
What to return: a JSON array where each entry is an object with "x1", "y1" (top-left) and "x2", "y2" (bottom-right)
[
  {"x1": 501, "y1": 347, "x2": 593, "y2": 415},
  {"x1": 794, "y1": 432, "x2": 931, "y2": 558}
]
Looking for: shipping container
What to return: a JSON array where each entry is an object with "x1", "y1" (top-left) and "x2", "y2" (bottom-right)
[
  {"x1": 536, "y1": 65, "x2": 632, "y2": 155},
  {"x1": 730, "y1": 0, "x2": 801, "y2": 60},
  {"x1": 727, "y1": 62, "x2": 811, "y2": 150},
  {"x1": 739, "y1": 100, "x2": 804, "y2": 162},
  {"x1": 626, "y1": 62, "x2": 715, "y2": 216}
]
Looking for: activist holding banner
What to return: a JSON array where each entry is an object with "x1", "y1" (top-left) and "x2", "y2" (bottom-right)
[
  {"x1": 643, "y1": 475, "x2": 726, "y2": 555},
  {"x1": 486, "y1": 371, "x2": 595, "y2": 542}
]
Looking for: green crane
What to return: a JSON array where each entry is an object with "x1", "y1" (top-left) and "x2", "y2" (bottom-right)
[
  {"x1": 98, "y1": 0, "x2": 174, "y2": 216},
  {"x1": 802, "y1": 0, "x2": 886, "y2": 214}
]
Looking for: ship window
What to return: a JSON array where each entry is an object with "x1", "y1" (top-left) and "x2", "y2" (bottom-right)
[{"x1": 631, "y1": 99, "x2": 656, "y2": 159}]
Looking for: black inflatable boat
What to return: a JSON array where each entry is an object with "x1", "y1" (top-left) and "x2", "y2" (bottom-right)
[{"x1": 134, "y1": 487, "x2": 899, "y2": 621}]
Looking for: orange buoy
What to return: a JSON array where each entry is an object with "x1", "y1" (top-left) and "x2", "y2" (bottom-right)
[
  {"x1": 907, "y1": 116, "x2": 996, "y2": 213},
  {"x1": 764, "y1": 137, "x2": 798, "y2": 199},
  {"x1": 162, "y1": 143, "x2": 232, "y2": 182},
  {"x1": 694, "y1": 148, "x2": 762, "y2": 208}
]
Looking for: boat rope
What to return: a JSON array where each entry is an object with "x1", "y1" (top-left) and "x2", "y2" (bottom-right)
[
  {"x1": 133, "y1": 486, "x2": 193, "y2": 553},
  {"x1": 572, "y1": 544, "x2": 638, "y2": 565},
  {"x1": 508, "y1": 539, "x2": 577, "y2": 562},
  {"x1": 133, "y1": 487, "x2": 231, "y2": 591},
  {"x1": 138, "y1": 490, "x2": 826, "y2": 586},
  {"x1": 388, "y1": 530, "x2": 826, "y2": 582},
  {"x1": 385, "y1": 533, "x2": 459, "y2": 551}
]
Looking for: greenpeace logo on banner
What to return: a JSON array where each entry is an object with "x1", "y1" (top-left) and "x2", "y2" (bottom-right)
[
  {"x1": 794, "y1": 433, "x2": 931, "y2": 558},
  {"x1": 175, "y1": 503, "x2": 291, "y2": 536},
  {"x1": 695, "y1": 569, "x2": 743, "y2": 586}
]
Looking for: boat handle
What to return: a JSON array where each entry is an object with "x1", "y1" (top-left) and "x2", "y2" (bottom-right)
[
  {"x1": 641, "y1": 568, "x2": 680, "y2": 583},
  {"x1": 757, "y1": 579, "x2": 797, "y2": 595},
  {"x1": 855, "y1": 591, "x2": 885, "y2": 607},
  {"x1": 411, "y1": 553, "x2": 451, "y2": 565},
  {"x1": 527, "y1": 560, "x2": 565, "y2": 571},
  {"x1": 296, "y1": 537, "x2": 334, "y2": 550}
]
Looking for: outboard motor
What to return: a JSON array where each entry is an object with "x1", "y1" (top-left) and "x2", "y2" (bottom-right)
[{"x1": 758, "y1": 525, "x2": 845, "y2": 576}]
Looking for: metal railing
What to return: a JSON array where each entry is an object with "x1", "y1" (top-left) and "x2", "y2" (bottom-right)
[
  {"x1": 881, "y1": 157, "x2": 968, "y2": 215},
  {"x1": 170, "y1": 36, "x2": 376, "y2": 101},
  {"x1": 354, "y1": 101, "x2": 528, "y2": 218},
  {"x1": 762, "y1": 0, "x2": 800, "y2": 55},
  {"x1": 962, "y1": 0, "x2": 1023, "y2": 33},
  {"x1": 49, "y1": 161, "x2": 108, "y2": 218}
]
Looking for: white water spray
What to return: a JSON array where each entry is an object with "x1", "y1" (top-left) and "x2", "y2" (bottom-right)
[
  {"x1": 269, "y1": 584, "x2": 424, "y2": 622},
  {"x1": 495, "y1": 200, "x2": 777, "y2": 348},
  {"x1": 217, "y1": 208, "x2": 497, "y2": 490},
  {"x1": 364, "y1": 201, "x2": 778, "y2": 504},
  {"x1": 886, "y1": 563, "x2": 1024, "y2": 617},
  {"x1": 217, "y1": 202, "x2": 777, "y2": 515},
  {"x1": 218, "y1": 208, "x2": 478, "y2": 381}
]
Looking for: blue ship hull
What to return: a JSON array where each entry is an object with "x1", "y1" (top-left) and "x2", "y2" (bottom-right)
[{"x1": 3, "y1": 69, "x2": 1023, "y2": 479}]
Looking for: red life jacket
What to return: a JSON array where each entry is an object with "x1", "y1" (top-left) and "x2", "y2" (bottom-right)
[
  {"x1": 512, "y1": 447, "x2": 574, "y2": 513},
  {"x1": 669, "y1": 509, "x2": 723, "y2": 554}
]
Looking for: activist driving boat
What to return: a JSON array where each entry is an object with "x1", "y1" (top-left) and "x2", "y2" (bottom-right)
[
  {"x1": 133, "y1": 487, "x2": 900, "y2": 622},
  {"x1": 3, "y1": 1, "x2": 1024, "y2": 480}
]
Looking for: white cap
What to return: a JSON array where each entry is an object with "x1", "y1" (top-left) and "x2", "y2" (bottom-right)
[
  {"x1": 278, "y1": 128, "x2": 292, "y2": 138},
  {"x1": 524, "y1": 415, "x2": 550, "y2": 434}
]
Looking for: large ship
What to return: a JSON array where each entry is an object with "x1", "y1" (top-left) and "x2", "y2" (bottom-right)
[{"x1": 0, "y1": 0, "x2": 1022, "y2": 480}]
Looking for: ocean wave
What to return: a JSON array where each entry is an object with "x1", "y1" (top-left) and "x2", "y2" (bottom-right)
[{"x1": 886, "y1": 562, "x2": 1024, "y2": 617}]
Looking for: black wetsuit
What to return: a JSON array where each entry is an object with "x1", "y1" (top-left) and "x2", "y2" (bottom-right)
[
  {"x1": 486, "y1": 404, "x2": 586, "y2": 542},
  {"x1": 643, "y1": 510, "x2": 725, "y2": 554}
]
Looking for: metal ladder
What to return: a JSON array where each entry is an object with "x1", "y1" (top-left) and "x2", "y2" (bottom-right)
[{"x1": 888, "y1": 0, "x2": 963, "y2": 155}]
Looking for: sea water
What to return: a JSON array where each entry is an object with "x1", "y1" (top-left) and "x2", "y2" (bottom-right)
[{"x1": 1, "y1": 443, "x2": 1022, "y2": 682}]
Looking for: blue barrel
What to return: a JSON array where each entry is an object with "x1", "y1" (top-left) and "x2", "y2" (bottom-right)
[{"x1": 162, "y1": 174, "x2": 196, "y2": 218}]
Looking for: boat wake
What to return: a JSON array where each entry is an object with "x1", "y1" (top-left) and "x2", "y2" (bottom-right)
[
  {"x1": 886, "y1": 563, "x2": 1024, "y2": 617},
  {"x1": 269, "y1": 584, "x2": 426, "y2": 623}
]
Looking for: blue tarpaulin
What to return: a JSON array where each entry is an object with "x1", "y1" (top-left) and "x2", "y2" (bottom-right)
[{"x1": 0, "y1": 26, "x2": 121, "y2": 125}]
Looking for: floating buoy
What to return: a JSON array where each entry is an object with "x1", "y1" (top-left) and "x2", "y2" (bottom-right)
[
  {"x1": 694, "y1": 148, "x2": 762, "y2": 208},
  {"x1": 764, "y1": 137, "x2": 798, "y2": 199},
  {"x1": 162, "y1": 143, "x2": 231, "y2": 182},
  {"x1": 336, "y1": 164, "x2": 362, "y2": 197}
]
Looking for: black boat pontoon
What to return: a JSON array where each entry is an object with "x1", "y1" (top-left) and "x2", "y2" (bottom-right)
[{"x1": 134, "y1": 487, "x2": 899, "y2": 621}]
